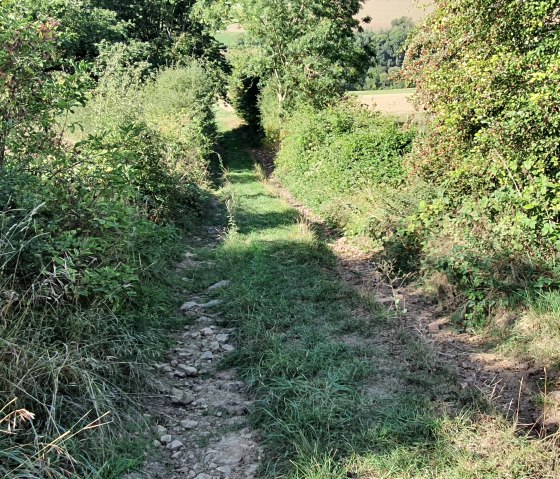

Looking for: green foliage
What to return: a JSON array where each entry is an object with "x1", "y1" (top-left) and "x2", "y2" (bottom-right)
[
  {"x1": 228, "y1": 73, "x2": 262, "y2": 130},
  {"x1": 0, "y1": 2, "x2": 219, "y2": 476},
  {"x1": 91, "y1": 0, "x2": 228, "y2": 70},
  {"x1": 404, "y1": 0, "x2": 560, "y2": 249},
  {"x1": 0, "y1": 5, "x2": 90, "y2": 167},
  {"x1": 275, "y1": 102, "x2": 415, "y2": 235},
  {"x1": 394, "y1": 0, "x2": 560, "y2": 323},
  {"x1": 353, "y1": 17, "x2": 416, "y2": 90},
  {"x1": 198, "y1": 0, "x2": 374, "y2": 137}
]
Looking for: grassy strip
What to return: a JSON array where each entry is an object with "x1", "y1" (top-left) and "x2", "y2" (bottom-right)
[{"x1": 183, "y1": 124, "x2": 559, "y2": 477}]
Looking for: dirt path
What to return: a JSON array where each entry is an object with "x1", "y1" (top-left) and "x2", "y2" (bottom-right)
[
  {"x1": 255, "y1": 147, "x2": 551, "y2": 432},
  {"x1": 124, "y1": 229, "x2": 262, "y2": 479}
]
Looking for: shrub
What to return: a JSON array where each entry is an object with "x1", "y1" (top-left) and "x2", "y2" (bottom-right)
[
  {"x1": 275, "y1": 102, "x2": 415, "y2": 238},
  {"x1": 398, "y1": 0, "x2": 560, "y2": 324},
  {"x1": 0, "y1": 5, "x2": 219, "y2": 476},
  {"x1": 143, "y1": 63, "x2": 218, "y2": 186}
]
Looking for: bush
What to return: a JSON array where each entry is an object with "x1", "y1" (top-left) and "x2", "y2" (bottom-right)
[
  {"x1": 275, "y1": 102, "x2": 415, "y2": 237},
  {"x1": 398, "y1": 0, "x2": 560, "y2": 325},
  {"x1": 143, "y1": 64, "x2": 218, "y2": 187},
  {"x1": 0, "y1": 7, "x2": 219, "y2": 476}
]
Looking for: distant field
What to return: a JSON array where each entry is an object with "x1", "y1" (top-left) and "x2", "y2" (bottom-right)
[
  {"x1": 359, "y1": 0, "x2": 432, "y2": 30},
  {"x1": 350, "y1": 88, "x2": 420, "y2": 122},
  {"x1": 215, "y1": 30, "x2": 243, "y2": 47},
  {"x1": 216, "y1": 2, "x2": 432, "y2": 45},
  {"x1": 351, "y1": 88, "x2": 416, "y2": 96}
]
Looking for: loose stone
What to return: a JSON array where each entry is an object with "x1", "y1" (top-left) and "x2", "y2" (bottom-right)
[
  {"x1": 200, "y1": 351, "x2": 214, "y2": 361},
  {"x1": 180, "y1": 419, "x2": 199, "y2": 429},
  {"x1": 208, "y1": 280, "x2": 231, "y2": 291},
  {"x1": 201, "y1": 327, "x2": 214, "y2": 336},
  {"x1": 200, "y1": 299, "x2": 221, "y2": 309},
  {"x1": 180, "y1": 301, "x2": 199, "y2": 311},
  {"x1": 167, "y1": 439, "x2": 184, "y2": 451}
]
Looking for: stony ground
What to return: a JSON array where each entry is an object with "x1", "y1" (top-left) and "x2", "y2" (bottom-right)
[
  {"x1": 125, "y1": 253, "x2": 262, "y2": 479},
  {"x1": 123, "y1": 133, "x2": 559, "y2": 479}
]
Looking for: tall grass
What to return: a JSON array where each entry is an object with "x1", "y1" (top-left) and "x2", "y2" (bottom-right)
[{"x1": 0, "y1": 62, "x2": 219, "y2": 476}]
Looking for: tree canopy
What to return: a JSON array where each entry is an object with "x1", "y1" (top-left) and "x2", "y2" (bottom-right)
[{"x1": 198, "y1": 0, "x2": 372, "y2": 111}]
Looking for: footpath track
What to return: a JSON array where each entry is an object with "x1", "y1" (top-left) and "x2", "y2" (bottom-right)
[{"x1": 127, "y1": 124, "x2": 557, "y2": 479}]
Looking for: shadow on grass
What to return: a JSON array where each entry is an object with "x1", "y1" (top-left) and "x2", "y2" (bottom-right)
[
  {"x1": 210, "y1": 237, "x2": 452, "y2": 476},
  {"x1": 199, "y1": 124, "x2": 559, "y2": 478},
  {"x1": 198, "y1": 126, "x2": 460, "y2": 475}
]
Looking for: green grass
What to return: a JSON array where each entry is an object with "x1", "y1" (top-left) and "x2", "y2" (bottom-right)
[
  {"x1": 180, "y1": 111, "x2": 560, "y2": 478},
  {"x1": 499, "y1": 291, "x2": 560, "y2": 368},
  {"x1": 348, "y1": 88, "x2": 416, "y2": 96}
]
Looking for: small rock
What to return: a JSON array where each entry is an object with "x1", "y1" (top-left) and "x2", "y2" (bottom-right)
[
  {"x1": 195, "y1": 474, "x2": 212, "y2": 479},
  {"x1": 155, "y1": 425, "x2": 167, "y2": 435},
  {"x1": 210, "y1": 341, "x2": 221, "y2": 352},
  {"x1": 197, "y1": 316, "x2": 213, "y2": 324},
  {"x1": 200, "y1": 299, "x2": 221, "y2": 309},
  {"x1": 179, "y1": 365, "x2": 198, "y2": 376},
  {"x1": 428, "y1": 321, "x2": 440, "y2": 333},
  {"x1": 216, "y1": 334, "x2": 229, "y2": 343},
  {"x1": 200, "y1": 351, "x2": 214, "y2": 361},
  {"x1": 217, "y1": 465, "x2": 232, "y2": 475},
  {"x1": 170, "y1": 387, "x2": 194, "y2": 405},
  {"x1": 221, "y1": 344, "x2": 235, "y2": 352},
  {"x1": 171, "y1": 451, "x2": 183, "y2": 460},
  {"x1": 174, "y1": 370, "x2": 187, "y2": 378},
  {"x1": 180, "y1": 301, "x2": 199, "y2": 311},
  {"x1": 167, "y1": 439, "x2": 184, "y2": 451},
  {"x1": 160, "y1": 434, "x2": 172, "y2": 444},
  {"x1": 428, "y1": 318, "x2": 449, "y2": 333},
  {"x1": 208, "y1": 280, "x2": 231, "y2": 291},
  {"x1": 180, "y1": 419, "x2": 199, "y2": 429},
  {"x1": 170, "y1": 359, "x2": 179, "y2": 367},
  {"x1": 201, "y1": 327, "x2": 214, "y2": 337}
]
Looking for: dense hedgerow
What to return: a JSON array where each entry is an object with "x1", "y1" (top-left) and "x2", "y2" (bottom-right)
[
  {"x1": 275, "y1": 103, "x2": 416, "y2": 236},
  {"x1": 0, "y1": 6, "x2": 218, "y2": 477},
  {"x1": 397, "y1": 0, "x2": 560, "y2": 324},
  {"x1": 276, "y1": 0, "x2": 560, "y2": 334}
]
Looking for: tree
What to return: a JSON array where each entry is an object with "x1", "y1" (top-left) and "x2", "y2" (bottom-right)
[
  {"x1": 0, "y1": 1, "x2": 89, "y2": 168},
  {"x1": 91, "y1": 0, "x2": 227, "y2": 68},
  {"x1": 353, "y1": 16, "x2": 415, "y2": 90},
  {"x1": 403, "y1": 0, "x2": 560, "y2": 248},
  {"x1": 197, "y1": 0, "x2": 372, "y2": 111}
]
